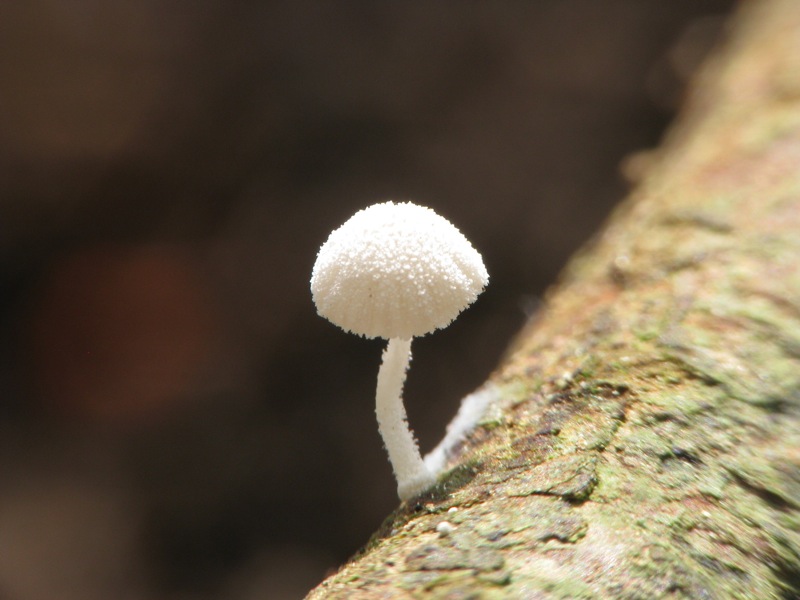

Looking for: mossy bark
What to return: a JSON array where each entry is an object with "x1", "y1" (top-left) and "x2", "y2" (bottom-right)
[{"x1": 307, "y1": 1, "x2": 800, "y2": 598}]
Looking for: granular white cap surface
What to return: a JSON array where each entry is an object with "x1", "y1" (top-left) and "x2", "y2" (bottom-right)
[{"x1": 311, "y1": 201, "x2": 488, "y2": 339}]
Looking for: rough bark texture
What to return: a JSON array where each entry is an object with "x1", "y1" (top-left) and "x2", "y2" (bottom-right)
[{"x1": 308, "y1": 1, "x2": 800, "y2": 598}]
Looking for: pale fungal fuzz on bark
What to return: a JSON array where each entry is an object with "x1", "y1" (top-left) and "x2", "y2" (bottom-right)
[
  {"x1": 423, "y1": 383, "x2": 499, "y2": 475},
  {"x1": 311, "y1": 201, "x2": 488, "y2": 501}
]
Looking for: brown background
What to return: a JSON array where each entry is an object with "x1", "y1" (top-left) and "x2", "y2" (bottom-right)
[{"x1": 0, "y1": 1, "x2": 733, "y2": 598}]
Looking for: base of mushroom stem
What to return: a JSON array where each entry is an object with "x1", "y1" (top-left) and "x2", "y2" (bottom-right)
[{"x1": 397, "y1": 468, "x2": 436, "y2": 501}]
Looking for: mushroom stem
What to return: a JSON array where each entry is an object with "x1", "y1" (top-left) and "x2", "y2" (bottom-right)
[{"x1": 375, "y1": 337, "x2": 435, "y2": 500}]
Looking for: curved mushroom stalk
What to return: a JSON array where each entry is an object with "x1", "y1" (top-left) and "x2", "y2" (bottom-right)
[{"x1": 375, "y1": 337, "x2": 434, "y2": 500}]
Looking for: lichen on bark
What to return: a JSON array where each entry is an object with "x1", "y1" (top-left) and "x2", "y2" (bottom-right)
[{"x1": 307, "y1": 1, "x2": 800, "y2": 597}]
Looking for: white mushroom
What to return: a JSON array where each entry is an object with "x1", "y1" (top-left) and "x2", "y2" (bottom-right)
[{"x1": 311, "y1": 201, "x2": 488, "y2": 500}]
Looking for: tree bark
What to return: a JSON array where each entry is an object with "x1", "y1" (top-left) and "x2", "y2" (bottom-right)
[{"x1": 308, "y1": 1, "x2": 800, "y2": 598}]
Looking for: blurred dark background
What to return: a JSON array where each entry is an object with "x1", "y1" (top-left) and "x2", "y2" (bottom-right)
[{"x1": 0, "y1": 1, "x2": 734, "y2": 598}]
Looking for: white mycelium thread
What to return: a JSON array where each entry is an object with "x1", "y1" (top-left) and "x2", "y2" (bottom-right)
[
  {"x1": 311, "y1": 201, "x2": 488, "y2": 501},
  {"x1": 424, "y1": 383, "x2": 499, "y2": 476}
]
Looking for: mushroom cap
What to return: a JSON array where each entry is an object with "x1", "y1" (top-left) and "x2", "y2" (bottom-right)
[{"x1": 311, "y1": 201, "x2": 489, "y2": 339}]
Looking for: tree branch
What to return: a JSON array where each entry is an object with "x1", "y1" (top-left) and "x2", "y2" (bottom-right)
[{"x1": 308, "y1": 1, "x2": 800, "y2": 597}]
